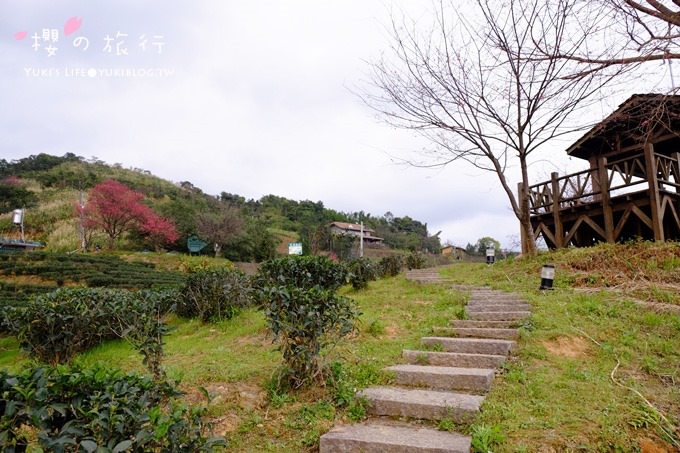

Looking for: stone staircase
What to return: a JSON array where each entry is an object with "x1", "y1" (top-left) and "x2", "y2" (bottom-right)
[{"x1": 319, "y1": 269, "x2": 531, "y2": 452}]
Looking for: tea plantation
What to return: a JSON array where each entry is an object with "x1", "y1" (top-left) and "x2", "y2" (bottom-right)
[{"x1": 0, "y1": 252, "x2": 185, "y2": 305}]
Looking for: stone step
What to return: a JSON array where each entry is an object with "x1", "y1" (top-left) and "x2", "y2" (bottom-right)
[
  {"x1": 403, "y1": 349, "x2": 506, "y2": 369},
  {"x1": 320, "y1": 422, "x2": 471, "y2": 452},
  {"x1": 466, "y1": 304, "x2": 532, "y2": 312},
  {"x1": 432, "y1": 326, "x2": 519, "y2": 340},
  {"x1": 451, "y1": 319, "x2": 519, "y2": 329},
  {"x1": 358, "y1": 386, "x2": 483, "y2": 422},
  {"x1": 467, "y1": 298, "x2": 529, "y2": 304},
  {"x1": 421, "y1": 337, "x2": 515, "y2": 355},
  {"x1": 467, "y1": 311, "x2": 531, "y2": 321},
  {"x1": 468, "y1": 296, "x2": 527, "y2": 302},
  {"x1": 386, "y1": 364, "x2": 494, "y2": 392},
  {"x1": 470, "y1": 291, "x2": 522, "y2": 299}
]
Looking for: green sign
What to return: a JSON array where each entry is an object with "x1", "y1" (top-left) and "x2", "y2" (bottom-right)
[{"x1": 187, "y1": 236, "x2": 208, "y2": 253}]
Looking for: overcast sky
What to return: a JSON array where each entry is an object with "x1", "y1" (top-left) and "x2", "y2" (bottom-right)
[{"x1": 1, "y1": 1, "x2": 673, "y2": 249}]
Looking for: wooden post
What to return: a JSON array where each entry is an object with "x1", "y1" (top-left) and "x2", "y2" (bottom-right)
[
  {"x1": 644, "y1": 143, "x2": 664, "y2": 241},
  {"x1": 597, "y1": 156, "x2": 615, "y2": 243},
  {"x1": 674, "y1": 152, "x2": 680, "y2": 194},
  {"x1": 550, "y1": 172, "x2": 564, "y2": 248},
  {"x1": 589, "y1": 156, "x2": 601, "y2": 201}
]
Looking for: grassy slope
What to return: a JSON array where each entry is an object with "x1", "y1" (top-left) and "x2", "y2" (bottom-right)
[{"x1": 1, "y1": 243, "x2": 679, "y2": 451}]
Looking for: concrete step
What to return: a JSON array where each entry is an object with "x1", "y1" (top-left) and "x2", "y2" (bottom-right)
[
  {"x1": 469, "y1": 291, "x2": 524, "y2": 301},
  {"x1": 320, "y1": 422, "x2": 471, "y2": 452},
  {"x1": 421, "y1": 337, "x2": 515, "y2": 355},
  {"x1": 466, "y1": 304, "x2": 532, "y2": 312},
  {"x1": 467, "y1": 311, "x2": 531, "y2": 321},
  {"x1": 432, "y1": 326, "x2": 519, "y2": 340},
  {"x1": 358, "y1": 386, "x2": 483, "y2": 422},
  {"x1": 451, "y1": 319, "x2": 520, "y2": 329},
  {"x1": 403, "y1": 349, "x2": 506, "y2": 369},
  {"x1": 386, "y1": 364, "x2": 494, "y2": 392},
  {"x1": 468, "y1": 296, "x2": 527, "y2": 303}
]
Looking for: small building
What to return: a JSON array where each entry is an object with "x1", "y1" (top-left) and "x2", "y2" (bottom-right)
[
  {"x1": 329, "y1": 222, "x2": 383, "y2": 244},
  {"x1": 527, "y1": 94, "x2": 680, "y2": 248},
  {"x1": 441, "y1": 245, "x2": 467, "y2": 259}
]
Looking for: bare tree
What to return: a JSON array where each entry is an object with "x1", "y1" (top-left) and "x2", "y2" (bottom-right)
[
  {"x1": 540, "y1": 0, "x2": 680, "y2": 75},
  {"x1": 365, "y1": 0, "x2": 617, "y2": 254},
  {"x1": 196, "y1": 206, "x2": 243, "y2": 258}
]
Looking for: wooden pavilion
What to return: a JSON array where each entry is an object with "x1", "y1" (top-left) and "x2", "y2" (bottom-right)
[{"x1": 527, "y1": 94, "x2": 680, "y2": 249}]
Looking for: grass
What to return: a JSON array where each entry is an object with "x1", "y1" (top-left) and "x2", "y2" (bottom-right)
[
  {"x1": 0, "y1": 274, "x2": 466, "y2": 452},
  {"x1": 441, "y1": 251, "x2": 680, "y2": 452},
  {"x1": 1, "y1": 243, "x2": 679, "y2": 451}
]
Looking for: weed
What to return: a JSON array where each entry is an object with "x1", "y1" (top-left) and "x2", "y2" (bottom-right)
[
  {"x1": 237, "y1": 411, "x2": 263, "y2": 434},
  {"x1": 429, "y1": 342, "x2": 444, "y2": 352},
  {"x1": 367, "y1": 319, "x2": 386, "y2": 337},
  {"x1": 415, "y1": 352, "x2": 429, "y2": 365},
  {"x1": 347, "y1": 397, "x2": 368, "y2": 422},
  {"x1": 470, "y1": 424, "x2": 505, "y2": 453},
  {"x1": 438, "y1": 417, "x2": 456, "y2": 432}
]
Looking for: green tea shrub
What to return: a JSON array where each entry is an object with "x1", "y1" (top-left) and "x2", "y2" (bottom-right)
[
  {"x1": 405, "y1": 251, "x2": 427, "y2": 270},
  {"x1": 263, "y1": 285, "x2": 359, "y2": 388},
  {"x1": 378, "y1": 255, "x2": 403, "y2": 277},
  {"x1": 0, "y1": 365, "x2": 226, "y2": 452},
  {"x1": 11, "y1": 287, "x2": 173, "y2": 373},
  {"x1": 177, "y1": 268, "x2": 253, "y2": 322},
  {"x1": 345, "y1": 258, "x2": 377, "y2": 290},
  {"x1": 256, "y1": 256, "x2": 347, "y2": 291}
]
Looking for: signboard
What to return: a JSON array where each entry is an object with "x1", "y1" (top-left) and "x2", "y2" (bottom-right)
[
  {"x1": 187, "y1": 236, "x2": 208, "y2": 253},
  {"x1": 288, "y1": 242, "x2": 303, "y2": 255}
]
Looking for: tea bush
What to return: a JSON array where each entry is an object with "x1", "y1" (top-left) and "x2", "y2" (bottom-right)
[
  {"x1": 256, "y1": 256, "x2": 347, "y2": 291},
  {"x1": 0, "y1": 365, "x2": 226, "y2": 452},
  {"x1": 405, "y1": 251, "x2": 427, "y2": 270},
  {"x1": 0, "y1": 252, "x2": 185, "y2": 291},
  {"x1": 10, "y1": 287, "x2": 175, "y2": 371},
  {"x1": 177, "y1": 268, "x2": 253, "y2": 322},
  {"x1": 263, "y1": 285, "x2": 359, "y2": 388},
  {"x1": 345, "y1": 258, "x2": 377, "y2": 290},
  {"x1": 378, "y1": 255, "x2": 403, "y2": 277}
]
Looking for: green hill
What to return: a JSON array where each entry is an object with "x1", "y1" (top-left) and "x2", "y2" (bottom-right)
[{"x1": 0, "y1": 153, "x2": 441, "y2": 259}]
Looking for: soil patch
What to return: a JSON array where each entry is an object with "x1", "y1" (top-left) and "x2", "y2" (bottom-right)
[{"x1": 542, "y1": 336, "x2": 589, "y2": 359}]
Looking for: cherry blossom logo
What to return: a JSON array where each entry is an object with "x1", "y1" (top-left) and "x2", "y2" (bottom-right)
[
  {"x1": 14, "y1": 17, "x2": 82, "y2": 40},
  {"x1": 63, "y1": 17, "x2": 82, "y2": 36}
]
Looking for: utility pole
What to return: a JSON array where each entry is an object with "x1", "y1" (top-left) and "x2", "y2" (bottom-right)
[{"x1": 360, "y1": 221, "x2": 364, "y2": 258}]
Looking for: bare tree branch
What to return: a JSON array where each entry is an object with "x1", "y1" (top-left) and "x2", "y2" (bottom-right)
[{"x1": 361, "y1": 0, "x2": 615, "y2": 254}]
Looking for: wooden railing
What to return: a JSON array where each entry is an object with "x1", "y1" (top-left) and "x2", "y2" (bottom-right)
[
  {"x1": 528, "y1": 151, "x2": 680, "y2": 215},
  {"x1": 528, "y1": 168, "x2": 599, "y2": 215}
]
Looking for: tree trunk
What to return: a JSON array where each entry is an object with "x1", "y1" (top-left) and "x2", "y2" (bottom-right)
[
  {"x1": 519, "y1": 164, "x2": 537, "y2": 256},
  {"x1": 214, "y1": 242, "x2": 221, "y2": 258}
]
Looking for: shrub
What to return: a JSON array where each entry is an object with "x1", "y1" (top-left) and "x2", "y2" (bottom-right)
[
  {"x1": 263, "y1": 285, "x2": 360, "y2": 388},
  {"x1": 256, "y1": 256, "x2": 347, "y2": 291},
  {"x1": 378, "y1": 255, "x2": 403, "y2": 278},
  {"x1": 405, "y1": 252, "x2": 427, "y2": 270},
  {"x1": 10, "y1": 287, "x2": 173, "y2": 373},
  {"x1": 0, "y1": 365, "x2": 226, "y2": 451},
  {"x1": 345, "y1": 258, "x2": 377, "y2": 290},
  {"x1": 178, "y1": 268, "x2": 253, "y2": 322}
]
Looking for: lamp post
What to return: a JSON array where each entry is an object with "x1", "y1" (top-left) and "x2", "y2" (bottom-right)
[
  {"x1": 12, "y1": 208, "x2": 25, "y2": 242},
  {"x1": 486, "y1": 245, "x2": 495, "y2": 265},
  {"x1": 540, "y1": 264, "x2": 555, "y2": 290}
]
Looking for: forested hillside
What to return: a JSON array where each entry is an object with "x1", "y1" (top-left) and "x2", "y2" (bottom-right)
[{"x1": 0, "y1": 153, "x2": 440, "y2": 260}]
